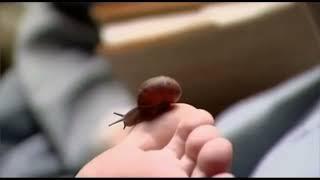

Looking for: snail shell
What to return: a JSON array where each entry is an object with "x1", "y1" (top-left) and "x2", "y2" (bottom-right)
[
  {"x1": 137, "y1": 76, "x2": 182, "y2": 109},
  {"x1": 109, "y1": 76, "x2": 182, "y2": 129}
]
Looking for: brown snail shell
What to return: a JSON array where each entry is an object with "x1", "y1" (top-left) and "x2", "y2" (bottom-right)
[
  {"x1": 109, "y1": 76, "x2": 182, "y2": 129},
  {"x1": 137, "y1": 76, "x2": 182, "y2": 108}
]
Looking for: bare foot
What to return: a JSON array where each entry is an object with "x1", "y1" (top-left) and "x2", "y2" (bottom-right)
[{"x1": 76, "y1": 103, "x2": 233, "y2": 177}]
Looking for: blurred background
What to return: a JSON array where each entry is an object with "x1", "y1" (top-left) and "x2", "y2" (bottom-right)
[
  {"x1": 0, "y1": 2, "x2": 319, "y2": 177},
  {"x1": 0, "y1": 3, "x2": 25, "y2": 77}
]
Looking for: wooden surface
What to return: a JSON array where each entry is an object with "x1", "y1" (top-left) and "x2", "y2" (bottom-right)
[
  {"x1": 96, "y1": 2, "x2": 320, "y2": 115},
  {"x1": 90, "y1": 2, "x2": 209, "y2": 24}
]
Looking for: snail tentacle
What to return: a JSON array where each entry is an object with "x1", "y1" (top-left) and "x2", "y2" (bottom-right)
[
  {"x1": 108, "y1": 118, "x2": 125, "y2": 127},
  {"x1": 113, "y1": 112, "x2": 125, "y2": 117}
]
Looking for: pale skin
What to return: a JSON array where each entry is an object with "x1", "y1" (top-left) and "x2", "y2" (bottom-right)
[{"x1": 76, "y1": 103, "x2": 234, "y2": 177}]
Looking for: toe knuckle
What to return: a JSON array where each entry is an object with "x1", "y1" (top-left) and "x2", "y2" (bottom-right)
[
  {"x1": 216, "y1": 138, "x2": 233, "y2": 151},
  {"x1": 198, "y1": 109, "x2": 215, "y2": 125},
  {"x1": 176, "y1": 103, "x2": 197, "y2": 111}
]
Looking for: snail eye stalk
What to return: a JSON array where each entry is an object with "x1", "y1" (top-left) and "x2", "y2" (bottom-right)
[
  {"x1": 108, "y1": 112, "x2": 125, "y2": 127},
  {"x1": 108, "y1": 119, "x2": 124, "y2": 127},
  {"x1": 113, "y1": 112, "x2": 125, "y2": 117}
]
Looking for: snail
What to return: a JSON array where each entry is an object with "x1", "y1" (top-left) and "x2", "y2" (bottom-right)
[{"x1": 109, "y1": 76, "x2": 182, "y2": 129}]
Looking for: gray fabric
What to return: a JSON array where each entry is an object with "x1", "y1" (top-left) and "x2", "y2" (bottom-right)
[
  {"x1": 252, "y1": 99, "x2": 320, "y2": 177},
  {"x1": 0, "y1": 68, "x2": 38, "y2": 153},
  {"x1": 216, "y1": 66, "x2": 320, "y2": 177},
  {"x1": 1, "y1": 3, "x2": 135, "y2": 177},
  {"x1": 14, "y1": 3, "x2": 135, "y2": 171},
  {"x1": 0, "y1": 134, "x2": 61, "y2": 177}
]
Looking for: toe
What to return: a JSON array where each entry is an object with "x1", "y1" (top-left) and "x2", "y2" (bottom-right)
[
  {"x1": 185, "y1": 125, "x2": 220, "y2": 161},
  {"x1": 164, "y1": 109, "x2": 215, "y2": 159},
  {"x1": 213, "y1": 172, "x2": 235, "y2": 178},
  {"x1": 193, "y1": 138, "x2": 233, "y2": 177},
  {"x1": 179, "y1": 155, "x2": 194, "y2": 176},
  {"x1": 180, "y1": 125, "x2": 220, "y2": 176}
]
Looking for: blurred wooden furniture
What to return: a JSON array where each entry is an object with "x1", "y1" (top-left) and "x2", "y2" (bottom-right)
[
  {"x1": 92, "y1": 2, "x2": 320, "y2": 115},
  {"x1": 306, "y1": 2, "x2": 320, "y2": 30},
  {"x1": 90, "y1": 2, "x2": 207, "y2": 24},
  {"x1": 0, "y1": 3, "x2": 25, "y2": 77}
]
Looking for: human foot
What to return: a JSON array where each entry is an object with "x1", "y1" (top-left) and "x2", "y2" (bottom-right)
[{"x1": 76, "y1": 103, "x2": 233, "y2": 177}]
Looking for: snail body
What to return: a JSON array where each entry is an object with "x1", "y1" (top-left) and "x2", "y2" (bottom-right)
[{"x1": 109, "y1": 76, "x2": 182, "y2": 129}]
